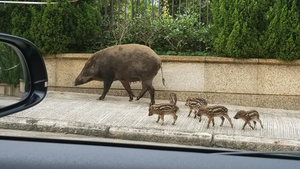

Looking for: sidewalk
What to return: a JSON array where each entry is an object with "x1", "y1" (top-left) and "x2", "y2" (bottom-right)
[{"x1": 1, "y1": 91, "x2": 300, "y2": 151}]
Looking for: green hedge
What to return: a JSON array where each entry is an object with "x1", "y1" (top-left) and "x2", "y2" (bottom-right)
[
  {"x1": 119, "y1": 8, "x2": 212, "y2": 55},
  {"x1": 1, "y1": 0, "x2": 300, "y2": 61},
  {"x1": 211, "y1": 0, "x2": 300, "y2": 61},
  {"x1": 0, "y1": 0, "x2": 102, "y2": 56},
  {"x1": 263, "y1": 0, "x2": 300, "y2": 61}
]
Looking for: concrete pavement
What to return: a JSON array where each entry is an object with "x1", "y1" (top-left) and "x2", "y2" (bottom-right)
[{"x1": 1, "y1": 91, "x2": 300, "y2": 151}]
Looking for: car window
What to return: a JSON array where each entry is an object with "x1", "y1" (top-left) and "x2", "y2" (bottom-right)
[{"x1": 1, "y1": 0, "x2": 300, "y2": 152}]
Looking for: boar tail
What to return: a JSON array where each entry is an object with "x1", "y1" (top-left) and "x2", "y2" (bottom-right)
[{"x1": 161, "y1": 66, "x2": 166, "y2": 87}]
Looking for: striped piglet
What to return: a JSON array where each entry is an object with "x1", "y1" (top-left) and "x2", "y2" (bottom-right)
[
  {"x1": 234, "y1": 110, "x2": 263, "y2": 130},
  {"x1": 197, "y1": 105, "x2": 234, "y2": 129},
  {"x1": 185, "y1": 97, "x2": 207, "y2": 118},
  {"x1": 148, "y1": 93, "x2": 179, "y2": 125}
]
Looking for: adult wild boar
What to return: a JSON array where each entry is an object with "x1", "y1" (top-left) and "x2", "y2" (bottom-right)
[{"x1": 74, "y1": 44, "x2": 165, "y2": 105}]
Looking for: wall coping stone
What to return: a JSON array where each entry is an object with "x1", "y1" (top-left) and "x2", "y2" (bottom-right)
[{"x1": 45, "y1": 53, "x2": 300, "y2": 65}]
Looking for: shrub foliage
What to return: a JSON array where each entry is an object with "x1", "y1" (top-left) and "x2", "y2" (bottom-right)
[
  {"x1": 211, "y1": 0, "x2": 300, "y2": 61},
  {"x1": 1, "y1": 0, "x2": 300, "y2": 61}
]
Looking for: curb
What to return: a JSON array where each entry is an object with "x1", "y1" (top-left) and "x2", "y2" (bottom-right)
[
  {"x1": 212, "y1": 135, "x2": 300, "y2": 151},
  {"x1": 109, "y1": 127, "x2": 212, "y2": 147},
  {"x1": 0, "y1": 116, "x2": 299, "y2": 151}
]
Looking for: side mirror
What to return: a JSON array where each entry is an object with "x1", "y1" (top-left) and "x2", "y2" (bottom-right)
[{"x1": 0, "y1": 33, "x2": 48, "y2": 117}]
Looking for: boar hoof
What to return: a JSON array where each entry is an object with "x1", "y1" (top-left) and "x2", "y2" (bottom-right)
[
  {"x1": 97, "y1": 96, "x2": 104, "y2": 100},
  {"x1": 129, "y1": 97, "x2": 133, "y2": 101}
]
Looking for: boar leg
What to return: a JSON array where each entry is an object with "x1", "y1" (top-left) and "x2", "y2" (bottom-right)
[
  {"x1": 198, "y1": 115, "x2": 202, "y2": 122},
  {"x1": 120, "y1": 80, "x2": 135, "y2": 101},
  {"x1": 220, "y1": 116, "x2": 225, "y2": 126},
  {"x1": 194, "y1": 112, "x2": 197, "y2": 119},
  {"x1": 224, "y1": 114, "x2": 234, "y2": 128},
  {"x1": 242, "y1": 121, "x2": 248, "y2": 130},
  {"x1": 160, "y1": 115, "x2": 165, "y2": 125},
  {"x1": 136, "y1": 81, "x2": 150, "y2": 100},
  {"x1": 257, "y1": 119, "x2": 263, "y2": 129},
  {"x1": 188, "y1": 109, "x2": 192, "y2": 117},
  {"x1": 149, "y1": 86, "x2": 155, "y2": 105},
  {"x1": 172, "y1": 113, "x2": 178, "y2": 125},
  {"x1": 98, "y1": 79, "x2": 113, "y2": 100},
  {"x1": 207, "y1": 117, "x2": 213, "y2": 129},
  {"x1": 253, "y1": 121, "x2": 257, "y2": 129},
  {"x1": 247, "y1": 121, "x2": 254, "y2": 130},
  {"x1": 156, "y1": 115, "x2": 161, "y2": 123},
  {"x1": 136, "y1": 80, "x2": 155, "y2": 105}
]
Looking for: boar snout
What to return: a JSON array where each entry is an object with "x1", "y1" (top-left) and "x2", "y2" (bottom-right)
[
  {"x1": 74, "y1": 81, "x2": 80, "y2": 86},
  {"x1": 74, "y1": 79, "x2": 79, "y2": 86},
  {"x1": 148, "y1": 107, "x2": 154, "y2": 116},
  {"x1": 74, "y1": 78, "x2": 81, "y2": 86},
  {"x1": 74, "y1": 75, "x2": 92, "y2": 86},
  {"x1": 233, "y1": 113, "x2": 240, "y2": 119}
]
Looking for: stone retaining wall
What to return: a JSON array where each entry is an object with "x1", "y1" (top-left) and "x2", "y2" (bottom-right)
[{"x1": 44, "y1": 54, "x2": 300, "y2": 110}]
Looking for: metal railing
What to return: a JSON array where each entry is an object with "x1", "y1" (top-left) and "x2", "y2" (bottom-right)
[{"x1": 98, "y1": 0, "x2": 211, "y2": 24}]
